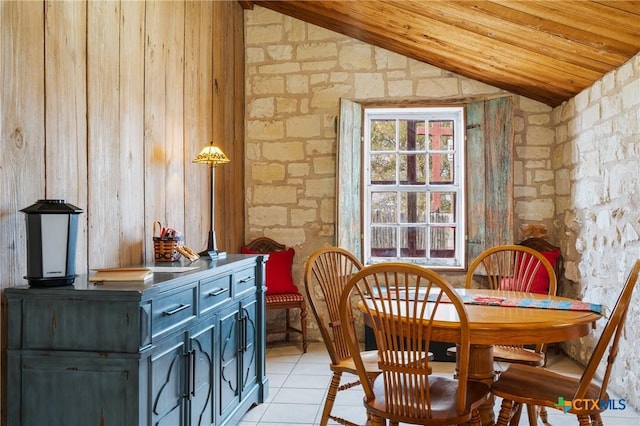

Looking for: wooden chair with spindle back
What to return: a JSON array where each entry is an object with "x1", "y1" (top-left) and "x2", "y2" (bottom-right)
[
  {"x1": 447, "y1": 244, "x2": 558, "y2": 423},
  {"x1": 492, "y1": 259, "x2": 640, "y2": 426},
  {"x1": 341, "y1": 262, "x2": 491, "y2": 426},
  {"x1": 304, "y1": 246, "x2": 379, "y2": 426},
  {"x1": 512, "y1": 238, "x2": 563, "y2": 424},
  {"x1": 449, "y1": 245, "x2": 558, "y2": 363},
  {"x1": 484, "y1": 243, "x2": 560, "y2": 366}
]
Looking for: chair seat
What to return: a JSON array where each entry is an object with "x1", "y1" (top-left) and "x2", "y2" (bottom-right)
[
  {"x1": 447, "y1": 345, "x2": 544, "y2": 367},
  {"x1": 335, "y1": 350, "x2": 434, "y2": 375},
  {"x1": 333, "y1": 349, "x2": 381, "y2": 374},
  {"x1": 493, "y1": 345, "x2": 545, "y2": 367},
  {"x1": 368, "y1": 375, "x2": 490, "y2": 423},
  {"x1": 265, "y1": 292, "x2": 304, "y2": 304},
  {"x1": 492, "y1": 363, "x2": 607, "y2": 415}
]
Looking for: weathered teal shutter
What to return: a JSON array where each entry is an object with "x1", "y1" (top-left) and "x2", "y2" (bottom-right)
[
  {"x1": 336, "y1": 98, "x2": 363, "y2": 260},
  {"x1": 466, "y1": 96, "x2": 514, "y2": 264},
  {"x1": 337, "y1": 97, "x2": 513, "y2": 268}
]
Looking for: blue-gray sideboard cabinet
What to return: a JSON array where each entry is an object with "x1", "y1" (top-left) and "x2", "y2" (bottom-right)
[{"x1": 6, "y1": 254, "x2": 269, "y2": 426}]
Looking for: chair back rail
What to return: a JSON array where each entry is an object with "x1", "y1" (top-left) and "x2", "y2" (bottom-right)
[
  {"x1": 466, "y1": 244, "x2": 557, "y2": 296},
  {"x1": 244, "y1": 237, "x2": 286, "y2": 253}
]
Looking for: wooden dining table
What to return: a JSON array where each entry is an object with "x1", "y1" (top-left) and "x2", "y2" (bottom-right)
[{"x1": 361, "y1": 288, "x2": 602, "y2": 426}]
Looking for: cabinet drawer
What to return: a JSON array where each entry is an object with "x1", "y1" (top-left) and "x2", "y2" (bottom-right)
[
  {"x1": 234, "y1": 266, "x2": 257, "y2": 297},
  {"x1": 200, "y1": 274, "x2": 232, "y2": 315},
  {"x1": 10, "y1": 298, "x2": 141, "y2": 352},
  {"x1": 152, "y1": 282, "x2": 197, "y2": 339}
]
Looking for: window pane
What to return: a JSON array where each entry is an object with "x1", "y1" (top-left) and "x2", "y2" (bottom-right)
[
  {"x1": 428, "y1": 120, "x2": 454, "y2": 150},
  {"x1": 429, "y1": 192, "x2": 455, "y2": 220},
  {"x1": 363, "y1": 106, "x2": 465, "y2": 269},
  {"x1": 399, "y1": 120, "x2": 425, "y2": 151},
  {"x1": 398, "y1": 120, "x2": 407, "y2": 150},
  {"x1": 400, "y1": 192, "x2": 426, "y2": 223},
  {"x1": 399, "y1": 154, "x2": 426, "y2": 184},
  {"x1": 371, "y1": 119, "x2": 396, "y2": 151},
  {"x1": 400, "y1": 227, "x2": 426, "y2": 257},
  {"x1": 370, "y1": 153, "x2": 396, "y2": 183},
  {"x1": 371, "y1": 226, "x2": 396, "y2": 257},
  {"x1": 430, "y1": 226, "x2": 455, "y2": 258},
  {"x1": 371, "y1": 192, "x2": 396, "y2": 223},
  {"x1": 429, "y1": 152, "x2": 454, "y2": 184}
]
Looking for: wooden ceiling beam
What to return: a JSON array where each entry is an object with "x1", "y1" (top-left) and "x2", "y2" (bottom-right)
[
  {"x1": 249, "y1": 0, "x2": 640, "y2": 106},
  {"x1": 426, "y1": 0, "x2": 630, "y2": 70},
  {"x1": 493, "y1": 1, "x2": 640, "y2": 48}
]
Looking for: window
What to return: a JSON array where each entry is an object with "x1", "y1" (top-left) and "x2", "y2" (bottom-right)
[
  {"x1": 337, "y1": 97, "x2": 514, "y2": 271},
  {"x1": 363, "y1": 108, "x2": 465, "y2": 268}
]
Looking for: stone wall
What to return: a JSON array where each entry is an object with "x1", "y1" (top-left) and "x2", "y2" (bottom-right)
[
  {"x1": 555, "y1": 53, "x2": 640, "y2": 403},
  {"x1": 244, "y1": 5, "x2": 556, "y2": 335},
  {"x1": 244, "y1": 5, "x2": 640, "y2": 408}
]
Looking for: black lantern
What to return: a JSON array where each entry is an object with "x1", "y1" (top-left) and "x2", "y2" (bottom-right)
[{"x1": 21, "y1": 199, "x2": 84, "y2": 287}]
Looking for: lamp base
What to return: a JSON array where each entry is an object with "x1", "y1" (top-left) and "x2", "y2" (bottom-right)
[
  {"x1": 199, "y1": 249, "x2": 227, "y2": 259},
  {"x1": 199, "y1": 230, "x2": 226, "y2": 259}
]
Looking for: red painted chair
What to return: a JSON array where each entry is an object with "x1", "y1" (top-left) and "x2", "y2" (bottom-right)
[{"x1": 242, "y1": 237, "x2": 307, "y2": 353}]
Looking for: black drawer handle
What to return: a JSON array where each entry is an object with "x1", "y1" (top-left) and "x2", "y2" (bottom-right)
[
  {"x1": 238, "y1": 276, "x2": 254, "y2": 284},
  {"x1": 208, "y1": 288, "x2": 229, "y2": 297},
  {"x1": 163, "y1": 304, "x2": 191, "y2": 316}
]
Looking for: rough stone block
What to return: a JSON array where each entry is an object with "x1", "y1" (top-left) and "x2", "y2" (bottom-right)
[
  {"x1": 254, "y1": 185, "x2": 298, "y2": 204},
  {"x1": 248, "y1": 205, "x2": 288, "y2": 226}
]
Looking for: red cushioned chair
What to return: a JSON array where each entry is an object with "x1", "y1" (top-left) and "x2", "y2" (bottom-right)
[{"x1": 242, "y1": 237, "x2": 308, "y2": 353}]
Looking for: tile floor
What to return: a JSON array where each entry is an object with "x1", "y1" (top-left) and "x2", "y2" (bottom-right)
[{"x1": 239, "y1": 342, "x2": 640, "y2": 426}]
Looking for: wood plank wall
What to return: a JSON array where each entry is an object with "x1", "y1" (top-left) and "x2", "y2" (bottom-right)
[{"x1": 0, "y1": 1, "x2": 246, "y2": 423}]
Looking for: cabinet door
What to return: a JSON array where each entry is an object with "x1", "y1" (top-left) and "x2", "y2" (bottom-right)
[
  {"x1": 218, "y1": 295, "x2": 259, "y2": 423},
  {"x1": 9, "y1": 352, "x2": 139, "y2": 426},
  {"x1": 149, "y1": 333, "x2": 187, "y2": 426},
  {"x1": 240, "y1": 296, "x2": 258, "y2": 399},
  {"x1": 188, "y1": 320, "x2": 216, "y2": 426},
  {"x1": 218, "y1": 303, "x2": 240, "y2": 420}
]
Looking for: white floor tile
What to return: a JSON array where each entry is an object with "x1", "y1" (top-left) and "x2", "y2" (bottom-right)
[
  {"x1": 272, "y1": 388, "x2": 328, "y2": 405},
  {"x1": 283, "y1": 373, "x2": 332, "y2": 389},
  {"x1": 242, "y1": 341, "x2": 640, "y2": 425},
  {"x1": 267, "y1": 361, "x2": 298, "y2": 375},
  {"x1": 265, "y1": 372, "x2": 288, "y2": 389},
  {"x1": 259, "y1": 402, "x2": 321, "y2": 424},
  {"x1": 290, "y1": 361, "x2": 334, "y2": 376}
]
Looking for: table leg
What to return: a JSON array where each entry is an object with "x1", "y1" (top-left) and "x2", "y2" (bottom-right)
[{"x1": 457, "y1": 344, "x2": 496, "y2": 426}]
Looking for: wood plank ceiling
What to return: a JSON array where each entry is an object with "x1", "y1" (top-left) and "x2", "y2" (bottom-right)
[{"x1": 243, "y1": 1, "x2": 640, "y2": 106}]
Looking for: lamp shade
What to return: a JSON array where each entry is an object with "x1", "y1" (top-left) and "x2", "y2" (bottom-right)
[{"x1": 193, "y1": 143, "x2": 230, "y2": 165}]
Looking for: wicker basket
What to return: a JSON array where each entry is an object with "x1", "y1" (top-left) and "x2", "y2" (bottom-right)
[{"x1": 153, "y1": 236, "x2": 184, "y2": 262}]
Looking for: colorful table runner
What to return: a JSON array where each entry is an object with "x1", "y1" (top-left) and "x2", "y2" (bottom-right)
[
  {"x1": 426, "y1": 293, "x2": 602, "y2": 314},
  {"x1": 372, "y1": 289, "x2": 602, "y2": 314}
]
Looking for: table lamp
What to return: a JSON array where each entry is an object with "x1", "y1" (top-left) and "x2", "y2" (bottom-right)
[{"x1": 193, "y1": 142, "x2": 230, "y2": 258}]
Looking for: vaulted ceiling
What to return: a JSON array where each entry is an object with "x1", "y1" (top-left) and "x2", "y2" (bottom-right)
[{"x1": 242, "y1": 1, "x2": 640, "y2": 107}]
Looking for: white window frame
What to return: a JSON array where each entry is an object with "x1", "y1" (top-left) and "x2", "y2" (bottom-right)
[{"x1": 362, "y1": 107, "x2": 466, "y2": 269}]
